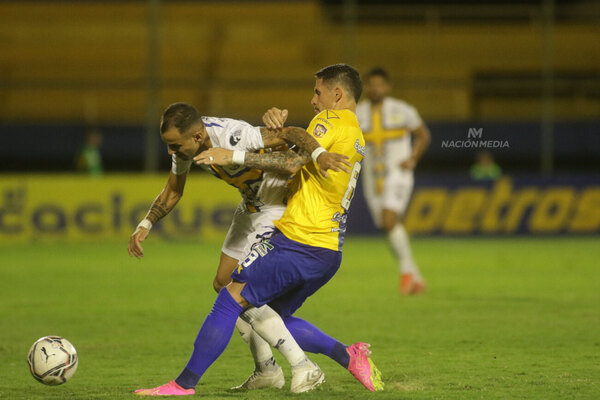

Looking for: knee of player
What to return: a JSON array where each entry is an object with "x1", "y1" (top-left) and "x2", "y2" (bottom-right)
[
  {"x1": 213, "y1": 277, "x2": 228, "y2": 293},
  {"x1": 382, "y1": 214, "x2": 404, "y2": 232},
  {"x1": 381, "y1": 219, "x2": 396, "y2": 232},
  {"x1": 240, "y1": 307, "x2": 260, "y2": 325},
  {"x1": 226, "y1": 281, "x2": 250, "y2": 308}
]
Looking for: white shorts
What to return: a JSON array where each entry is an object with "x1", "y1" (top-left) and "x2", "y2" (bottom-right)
[
  {"x1": 221, "y1": 203, "x2": 286, "y2": 262},
  {"x1": 364, "y1": 170, "x2": 414, "y2": 228}
]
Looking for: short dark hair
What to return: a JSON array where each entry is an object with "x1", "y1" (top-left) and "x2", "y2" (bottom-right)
[
  {"x1": 160, "y1": 102, "x2": 202, "y2": 135},
  {"x1": 315, "y1": 63, "x2": 362, "y2": 103},
  {"x1": 364, "y1": 67, "x2": 390, "y2": 81}
]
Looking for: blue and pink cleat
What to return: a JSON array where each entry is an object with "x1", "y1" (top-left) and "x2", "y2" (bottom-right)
[
  {"x1": 346, "y1": 342, "x2": 384, "y2": 391},
  {"x1": 134, "y1": 380, "x2": 195, "y2": 396}
]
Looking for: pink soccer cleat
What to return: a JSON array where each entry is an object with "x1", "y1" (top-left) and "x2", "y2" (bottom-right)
[
  {"x1": 134, "y1": 380, "x2": 195, "y2": 396},
  {"x1": 346, "y1": 342, "x2": 384, "y2": 391}
]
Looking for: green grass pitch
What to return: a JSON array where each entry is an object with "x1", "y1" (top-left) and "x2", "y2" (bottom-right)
[{"x1": 1, "y1": 237, "x2": 598, "y2": 399}]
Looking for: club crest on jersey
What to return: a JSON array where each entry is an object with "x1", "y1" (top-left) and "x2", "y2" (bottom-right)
[
  {"x1": 313, "y1": 124, "x2": 327, "y2": 137},
  {"x1": 229, "y1": 129, "x2": 242, "y2": 146}
]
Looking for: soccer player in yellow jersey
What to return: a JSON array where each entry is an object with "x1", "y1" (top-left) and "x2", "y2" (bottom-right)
[
  {"x1": 356, "y1": 67, "x2": 431, "y2": 295},
  {"x1": 135, "y1": 64, "x2": 383, "y2": 396},
  {"x1": 272, "y1": 105, "x2": 364, "y2": 251}
]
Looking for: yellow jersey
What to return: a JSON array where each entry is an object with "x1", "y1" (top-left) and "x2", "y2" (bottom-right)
[{"x1": 274, "y1": 109, "x2": 365, "y2": 251}]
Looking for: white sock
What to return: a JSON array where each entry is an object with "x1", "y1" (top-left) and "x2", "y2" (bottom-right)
[
  {"x1": 241, "y1": 305, "x2": 307, "y2": 368},
  {"x1": 388, "y1": 224, "x2": 420, "y2": 278},
  {"x1": 235, "y1": 317, "x2": 278, "y2": 372}
]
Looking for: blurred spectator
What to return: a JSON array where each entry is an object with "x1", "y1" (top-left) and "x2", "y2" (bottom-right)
[
  {"x1": 76, "y1": 128, "x2": 103, "y2": 176},
  {"x1": 470, "y1": 151, "x2": 501, "y2": 180}
]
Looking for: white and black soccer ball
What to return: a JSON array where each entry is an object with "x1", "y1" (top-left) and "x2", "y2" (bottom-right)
[{"x1": 27, "y1": 336, "x2": 78, "y2": 385}]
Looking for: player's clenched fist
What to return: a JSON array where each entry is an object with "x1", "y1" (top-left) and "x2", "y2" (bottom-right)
[{"x1": 262, "y1": 107, "x2": 288, "y2": 129}]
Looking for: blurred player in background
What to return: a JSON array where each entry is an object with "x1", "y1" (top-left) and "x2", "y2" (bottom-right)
[
  {"x1": 76, "y1": 128, "x2": 103, "y2": 177},
  {"x1": 356, "y1": 67, "x2": 431, "y2": 295},
  {"x1": 470, "y1": 150, "x2": 502, "y2": 181},
  {"x1": 134, "y1": 64, "x2": 383, "y2": 396}
]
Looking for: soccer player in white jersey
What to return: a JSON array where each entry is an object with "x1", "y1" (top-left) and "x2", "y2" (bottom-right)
[{"x1": 355, "y1": 67, "x2": 431, "y2": 295}]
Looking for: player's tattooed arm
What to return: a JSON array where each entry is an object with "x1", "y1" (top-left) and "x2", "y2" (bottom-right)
[
  {"x1": 195, "y1": 124, "x2": 350, "y2": 176},
  {"x1": 244, "y1": 148, "x2": 310, "y2": 174},
  {"x1": 259, "y1": 108, "x2": 320, "y2": 155},
  {"x1": 146, "y1": 198, "x2": 170, "y2": 224},
  {"x1": 145, "y1": 171, "x2": 187, "y2": 224},
  {"x1": 260, "y1": 126, "x2": 350, "y2": 175},
  {"x1": 194, "y1": 146, "x2": 309, "y2": 174},
  {"x1": 128, "y1": 172, "x2": 186, "y2": 258},
  {"x1": 260, "y1": 126, "x2": 320, "y2": 154}
]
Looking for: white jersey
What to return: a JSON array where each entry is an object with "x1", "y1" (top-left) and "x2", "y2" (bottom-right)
[
  {"x1": 171, "y1": 116, "x2": 290, "y2": 212},
  {"x1": 356, "y1": 97, "x2": 422, "y2": 217},
  {"x1": 356, "y1": 97, "x2": 422, "y2": 174}
]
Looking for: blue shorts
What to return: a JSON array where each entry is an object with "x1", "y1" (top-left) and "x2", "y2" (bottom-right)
[{"x1": 231, "y1": 231, "x2": 342, "y2": 318}]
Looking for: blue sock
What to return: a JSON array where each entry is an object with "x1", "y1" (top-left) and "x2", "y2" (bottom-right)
[
  {"x1": 284, "y1": 316, "x2": 350, "y2": 368},
  {"x1": 175, "y1": 289, "x2": 244, "y2": 389}
]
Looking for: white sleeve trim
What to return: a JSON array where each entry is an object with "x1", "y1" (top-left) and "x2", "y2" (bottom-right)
[{"x1": 241, "y1": 126, "x2": 265, "y2": 151}]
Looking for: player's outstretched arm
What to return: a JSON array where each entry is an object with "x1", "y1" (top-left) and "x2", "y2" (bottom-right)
[
  {"x1": 194, "y1": 146, "x2": 309, "y2": 174},
  {"x1": 244, "y1": 149, "x2": 309, "y2": 174},
  {"x1": 194, "y1": 140, "x2": 349, "y2": 178},
  {"x1": 128, "y1": 171, "x2": 187, "y2": 258},
  {"x1": 401, "y1": 124, "x2": 431, "y2": 170}
]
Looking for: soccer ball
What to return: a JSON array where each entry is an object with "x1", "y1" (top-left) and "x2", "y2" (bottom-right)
[{"x1": 27, "y1": 336, "x2": 78, "y2": 385}]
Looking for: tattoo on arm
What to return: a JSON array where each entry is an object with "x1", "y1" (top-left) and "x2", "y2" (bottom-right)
[
  {"x1": 146, "y1": 201, "x2": 169, "y2": 224},
  {"x1": 145, "y1": 191, "x2": 181, "y2": 224},
  {"x1": 260, "y1": 126, "x2": 321, "y2": 154},
  {"x1": 259, "y1": 128, "x2": 286, "y2": 148},
  {"x1": 282, "y1": 127, "x2": 320, "y2": 154},
  {"x1": 244, "y1": 149, "x2": 310, "y2": 174}
]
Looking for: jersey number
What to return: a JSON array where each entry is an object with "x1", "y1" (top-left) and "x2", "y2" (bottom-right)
[{"x1": 342, "y1": 162, "x2": 361, "y2": 211}]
